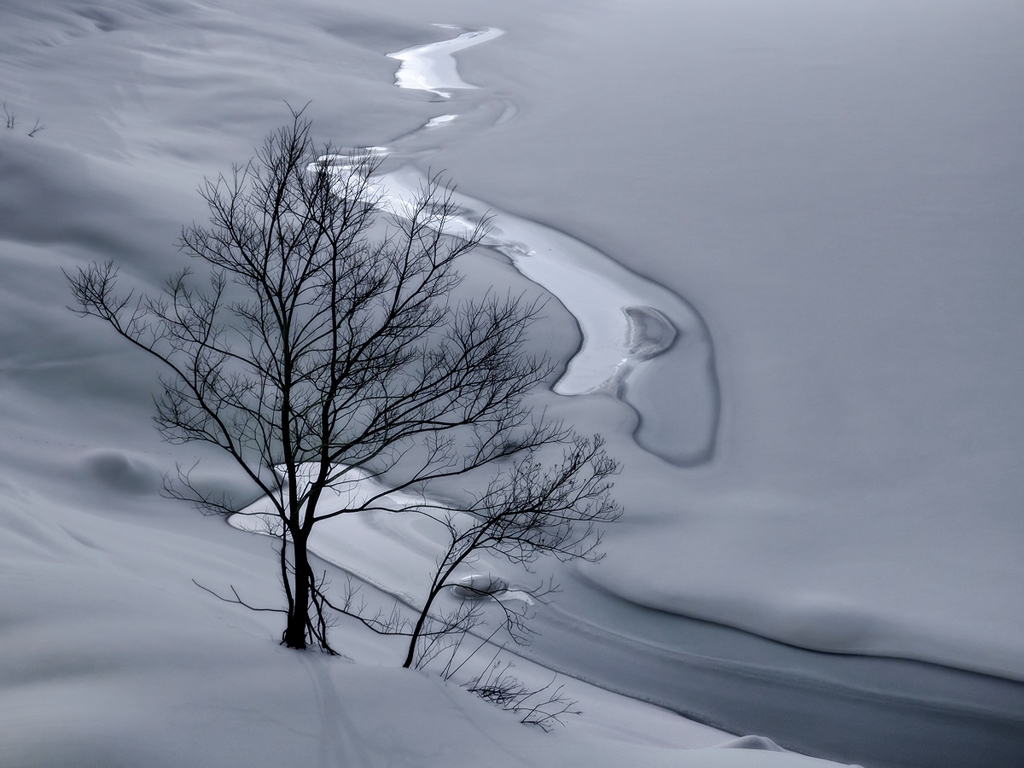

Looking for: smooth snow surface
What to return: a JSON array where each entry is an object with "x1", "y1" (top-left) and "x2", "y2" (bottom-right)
[{"x1": 3, "y1": 0, "x2": 1024, "y2": 767}]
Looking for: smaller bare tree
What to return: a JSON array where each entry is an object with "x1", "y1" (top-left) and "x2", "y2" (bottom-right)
[
  {"x1": 318, "y1": 434, "x2": 619, "y2": 669},
  {"x1": 401, "y1": 435, "x2": 619, "y2": 669},
  {"x1": 67, "y1": 108, "x2": 621, "y2": 661}
]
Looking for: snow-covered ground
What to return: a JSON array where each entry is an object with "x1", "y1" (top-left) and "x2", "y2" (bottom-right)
[{"x1": 2, "y1": 1, "x2": 1023, "y2": 766}]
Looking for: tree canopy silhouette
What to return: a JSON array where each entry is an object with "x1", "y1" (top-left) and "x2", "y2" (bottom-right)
[{"x1": 68, "y1": 110, "x2": 620, "y2": 661}]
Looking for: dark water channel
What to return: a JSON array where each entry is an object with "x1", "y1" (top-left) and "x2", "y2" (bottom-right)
[{"x1": 519, "y1": 573, "x2": 1024, "y2": 768}]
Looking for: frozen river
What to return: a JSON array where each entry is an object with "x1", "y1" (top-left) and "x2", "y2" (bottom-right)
[
  {"x1": 237, "y1": 18, "x2": 1024, "y2": 767},
  {"x1": 366, "y1": 26, "x2": 721, "y2": 466},
  {"x1": 3, "y1": 1, "x2": 1020, "y2": 766}
]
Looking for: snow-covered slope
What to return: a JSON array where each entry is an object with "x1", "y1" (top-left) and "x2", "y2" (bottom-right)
[
  {"x1": 3, "y1": 439, "x2": 840, "y2": 768},
  {"x1": 2, "y1": 0, "x2": 1022, "y2": 766}
]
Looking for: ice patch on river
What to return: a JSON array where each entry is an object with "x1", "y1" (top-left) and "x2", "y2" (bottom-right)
[{"x1": 387, "y1": 26, "x2": 505, "y2": 98}]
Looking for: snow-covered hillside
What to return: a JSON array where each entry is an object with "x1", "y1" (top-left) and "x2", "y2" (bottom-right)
[{"x1": 2, "y1": 1, "x2": 1022, "y2": 766}]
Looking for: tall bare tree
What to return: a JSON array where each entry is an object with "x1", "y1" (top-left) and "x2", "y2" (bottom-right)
[{"x1": 68, "y1": 109, "x2": 620, "y2": 658}]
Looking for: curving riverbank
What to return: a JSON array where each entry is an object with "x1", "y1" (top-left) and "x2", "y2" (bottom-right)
[{"x1": 368, "y1": 26, "x2": 721, "y2": 466}]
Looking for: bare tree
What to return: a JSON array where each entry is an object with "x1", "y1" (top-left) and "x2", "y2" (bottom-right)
[
  {"x1": 67, "y1": 108, "x2": 620, "y2": 659},
  {"x1": 394, "y1": 435, "x2": 619, "y2": 668}
]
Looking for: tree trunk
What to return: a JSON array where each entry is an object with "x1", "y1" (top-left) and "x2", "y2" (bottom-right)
[
  {"x1": 283, "y1": 531, "x2": 310, "y2": 649},
  {"x1": 402, "y1": 587, "x2": 440, "y2": 668}
]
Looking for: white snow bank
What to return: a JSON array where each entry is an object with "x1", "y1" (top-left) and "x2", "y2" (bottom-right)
[
  {"x1": 0, "y1": 445, "x2": 847, "y2": 768},
  {"x1": 328, "y1": 160, "x2": 720, "y2": 464},
  {"x1": 387, "y1": 25, "x2": 504, "y2": 97}
]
